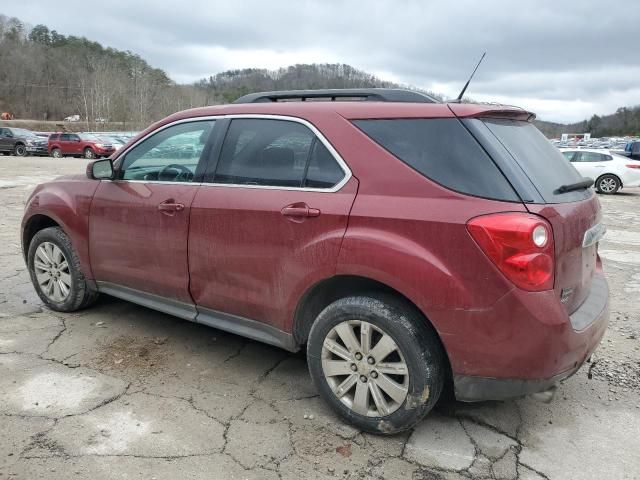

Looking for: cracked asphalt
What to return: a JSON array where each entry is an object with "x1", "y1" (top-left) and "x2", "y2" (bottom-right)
[{"x1": 1, "y1": 157, "x2": 639, "y2": 480}]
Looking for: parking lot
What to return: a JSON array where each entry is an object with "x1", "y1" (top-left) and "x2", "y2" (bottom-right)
[{"x1": 1, "y1": 156, "x2": 639, "y2": 480}]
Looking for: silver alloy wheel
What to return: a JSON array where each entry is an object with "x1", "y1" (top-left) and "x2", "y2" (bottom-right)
[
  {"x1": 321, "y1": 320, "x2": 409, "y2": 417},
  {"x1": 15, "y1": 145, "x2": 26, "y2": 156},
  {"x1": 84, "y1": 148, "x2": 95, "y2": 159},
  {"x1": 52, "y1": 149, "x2": 61, "y2": 158},
  {"x1": 599, "y1": 177, "x2": 618, "y2": 193},
  {"x1": 34, "y1": 242, "x2": 71, "y2": 302}
]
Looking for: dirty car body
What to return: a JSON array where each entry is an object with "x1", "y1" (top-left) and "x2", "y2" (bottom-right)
[{"x1": 21, "y1": 89, "x2": 609, "y2": 433}]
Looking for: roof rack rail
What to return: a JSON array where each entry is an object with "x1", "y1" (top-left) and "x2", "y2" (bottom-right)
[{"x1": 233, "y1": 88, "x2": 439, "y2": 104}]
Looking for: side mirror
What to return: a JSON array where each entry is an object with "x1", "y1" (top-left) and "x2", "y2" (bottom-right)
[{"x1": 87, "y1": 159, "x2": 114, "y2": 180}]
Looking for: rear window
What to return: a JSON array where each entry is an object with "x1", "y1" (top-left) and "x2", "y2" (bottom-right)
[
  {"x1": 353, "y1": 118, "x2": 519, "y2": 202},
  {"x1": 470, "y1": 119, "x2": 589, "y2": 203}
]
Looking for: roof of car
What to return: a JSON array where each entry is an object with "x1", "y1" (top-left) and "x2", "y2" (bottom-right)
[{"x1": 164, "y1": 101, "x2": 533, "y2": 123}]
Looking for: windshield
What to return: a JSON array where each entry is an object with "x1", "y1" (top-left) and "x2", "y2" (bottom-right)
[
  {"x1": 12, "y1": 128, "x2": 38, "y2": 138},
  {"x1": 79, "y1": 133, "x2": 100, "y2": 141},
  {"x1": 467, "y1": 119, "x2": 591, "y2": 203}
]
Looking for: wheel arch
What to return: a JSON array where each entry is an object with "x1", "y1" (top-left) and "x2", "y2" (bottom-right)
[
  {"x1": 292, "y1": 274, "x2": 453, "y2": 388},
  {"x1": 22, "y1": 214, "x2": 60, "y2": 262},
  {"x1": 596, "y1": 172, "x2": 623, "y2": 189}
]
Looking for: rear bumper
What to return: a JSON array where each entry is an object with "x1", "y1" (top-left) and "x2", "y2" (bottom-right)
[{"x1": 451, "y1": 270, "x2": 609, "y2": 402}]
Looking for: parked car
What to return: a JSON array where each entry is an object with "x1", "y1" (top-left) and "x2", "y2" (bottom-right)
[
  {"x1": 101, "y1": 135, "x2": 126, "y2": 151},
  {"x1": 0, "y1": 127, "x2": 48, "y2": 156},
  {"x1": 560, "y1": 148, "x2": 640, "y2": 194},
  {"x1": 623, "y1": 141, "x2": 640, "y2": 160},
  {"x1": 22, "y1": 88, "x2": 609, "y2": 434},
  {"x1": 48, "y1": 133, "x2": 115, "y2": 159},
  {"x1": 64, "y1": 115, "x2": 81, "y2": 122}
]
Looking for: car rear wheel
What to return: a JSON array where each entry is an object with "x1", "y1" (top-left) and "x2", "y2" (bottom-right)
[
  {"x1": 51, "y1": 148, "x2": 62, "y2": 158},
  {"x1": 14, "y1": 144, "x2": 27, "y2": 156},
  {"x1": 84, "y1": 148, "x2": 95, "y2": 159},
  {"x1": 27, "y1": 227, "x2": 98, "y2": 312},
  {"x1": 596, "y1": 174, "x2": 620, "y2": 194},
  {"x1": 307, "y1": 295, "x2": 445, "y2": 434}
]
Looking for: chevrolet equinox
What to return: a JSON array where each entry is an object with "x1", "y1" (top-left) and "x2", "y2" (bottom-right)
[{"x1": 21, "y1": 88, "x2": 609, "y2": 434}]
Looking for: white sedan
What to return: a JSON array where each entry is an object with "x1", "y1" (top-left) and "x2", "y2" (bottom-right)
[{"x1": 559, "y1": 148, "x2": 640, "y2": 194}]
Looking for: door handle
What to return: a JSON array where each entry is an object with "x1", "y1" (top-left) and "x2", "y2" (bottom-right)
[
  {"x1": 158, "y1": 199, "x2": 185, "y2": 215},
  {"x1": 281, "y1": 203, "x2": 321, "y2": 218}
]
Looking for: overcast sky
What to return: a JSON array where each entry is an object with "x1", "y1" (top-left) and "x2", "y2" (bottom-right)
[{"x1": 4, "y1": 0, "x2": 639, "y2": 123}]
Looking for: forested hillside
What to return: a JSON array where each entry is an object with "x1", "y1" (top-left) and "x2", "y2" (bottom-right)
[
  {"x1": 1, "y1": 14, "x2": 638, "y2": 136},
  {"x1": 0, "y1": 15, "x2": 437, "y2": 128},
  {"x1": 536, "y1": 107, "x2": 640, "y2": 138}
]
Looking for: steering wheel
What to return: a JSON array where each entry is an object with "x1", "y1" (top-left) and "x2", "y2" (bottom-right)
[{"x1": 158, "y1": 163, "x2": 193, "y2": 182}]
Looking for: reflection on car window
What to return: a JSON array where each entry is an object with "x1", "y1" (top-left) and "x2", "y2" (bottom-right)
[{"x1": 120, "y1": 120, "x2": 215, "y2": 182}]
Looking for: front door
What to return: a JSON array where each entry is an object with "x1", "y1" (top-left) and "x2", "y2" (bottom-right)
[
  {"x1": 89, "y1": 119, "x2": 216, "y2": 304},
  {"x1": 189, "y1": 117, "x2": 357, "y2": 330}
]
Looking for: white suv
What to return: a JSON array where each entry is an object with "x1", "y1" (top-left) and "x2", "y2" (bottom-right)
[{"x1": 560, "y1": 148, "x2": 640, "y2": 194}]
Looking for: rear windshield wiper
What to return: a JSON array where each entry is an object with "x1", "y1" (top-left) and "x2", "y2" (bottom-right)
[{"x1": 555, "y1": 178, "x2": 594, "y2": 194}]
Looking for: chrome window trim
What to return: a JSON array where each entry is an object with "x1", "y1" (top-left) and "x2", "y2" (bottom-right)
[{"x1": 111, "y1": 114, "x2": 352, "y2": 193}]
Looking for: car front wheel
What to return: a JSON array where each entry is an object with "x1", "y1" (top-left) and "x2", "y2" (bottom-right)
[
  {"x1": 84, "y1": 148, "x2": 95, "y2": 159},
  {"x1": 596, "y1": 174, "x2": 621, "y2": 194},
  {"x1": 51, "y1": 148, "x2": 62, "y2": 158},
  {"x1": 27, "y1": 227, "x2": 98, "y2": 312},
  {"x1": 307, "y1": 295, "x2": 445, "y2": 434}
]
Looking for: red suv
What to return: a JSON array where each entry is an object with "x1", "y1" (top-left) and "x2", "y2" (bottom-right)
[
  {"x1": 22, "y1": 89, "x2": 608, "y2": 434},
  {"x1": 48, "y1": 132, "x2": 115, "y2": 159}
]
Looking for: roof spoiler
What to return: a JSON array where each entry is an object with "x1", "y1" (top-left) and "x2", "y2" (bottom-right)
[
  {"x1": 448, "y1": 103, "x2": 536, "y2": 122},
  {"x1": 233, "y1": 88, "x2": 439, "y2": 104}
]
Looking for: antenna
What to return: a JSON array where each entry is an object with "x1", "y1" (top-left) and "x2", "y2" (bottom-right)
[{"x1": 452, "y1": 52, "x2": 486, "y2": 103}]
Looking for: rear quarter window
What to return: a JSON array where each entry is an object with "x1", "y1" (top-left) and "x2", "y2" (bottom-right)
[{"x1": 353, "y1": 118, "x2": 519, "y2": 202}]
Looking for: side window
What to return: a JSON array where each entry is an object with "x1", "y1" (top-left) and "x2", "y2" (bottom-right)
[
  {"x1": 60, "y1": 134, "x2": 71, "y2": 141},
  {"x1": 0, "y1": 128, "x2": 6, "y2": 137},
  {"x1": 304, "y1": 141, "x2": 345, "y2": 188},
  {"x1": 354, "y1": 118, "x2": 519, "y2": 201},
  {"x1": 562, "y1": 151, "x2": 576, "y2": 162},
  {"x1": 215, "y1": 118, "x2": 344, "y2": 188},
  {"x1": 49, "y1": 134, "x2": 59, "y2": 141},
  {"x1": 69, "y1": 134, "x2": 80, "y2": 142},
  {"x1": 119, "y1": 120, "x2": 215, "y2": 182},
  {"x1": 577, "y1": 152, "x2": 607, "y2": 162}
]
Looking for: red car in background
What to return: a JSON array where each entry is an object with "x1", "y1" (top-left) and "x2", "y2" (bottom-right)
[
  {"x1": 48, "y1": 132, "x2": 115, "y2": 159},
  {"x1": 22, "y1": 88, "x2": 608, "y2": 434}
]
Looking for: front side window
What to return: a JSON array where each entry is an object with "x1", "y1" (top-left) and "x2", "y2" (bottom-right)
[
  {"x1": 214, "y1": 118, "x2": 345, "y2": 189},
  {"x1": 119, "y1": 120, "x2": 215, "y2": 182},
  {"x1": 562, "y1": 151, "x2": 576, "y2": 161}
]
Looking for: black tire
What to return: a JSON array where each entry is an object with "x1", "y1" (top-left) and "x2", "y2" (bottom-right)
[
  {"x1": 595, "y1": 174, "x2": 621, "y2": 194},
  {"x1": 27, "y1": 227, "x2": 98, "y2": 312},
  {"x1": 84, "y1": 148, "x2": 95, "y2": 159},
  {"x1": 307, "y1": 295, "x2": 445, "y2": 434},
  {"x1": 14, "y1": 143, "x2": 27, "y2": 156},
  {"x1": 51, "y1": 148, "x2": 62, "y2": 158}
]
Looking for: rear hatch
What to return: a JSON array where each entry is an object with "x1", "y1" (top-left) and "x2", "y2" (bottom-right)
[{"x1": 454, "y1": 106, "x2": 602, "y2": 314}]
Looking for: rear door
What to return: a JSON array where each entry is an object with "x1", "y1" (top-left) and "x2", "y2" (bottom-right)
[
  {"x1": 188, "y1": 116, "x2": 357, "y2": 331},
  {"x1": 573, "y1": 151, "x2": 610, "y2": 181},
  {"x1": 90, "y1": 119, "x2": 216, "y2": 304}
]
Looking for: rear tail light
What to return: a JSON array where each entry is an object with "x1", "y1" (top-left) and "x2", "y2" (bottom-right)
[
  {"x1": 467, "y1": 213, "x2": 554, "y2": 291},
  {"x1": 625, "y1": 164, "x2": 640, "y2": 169}
]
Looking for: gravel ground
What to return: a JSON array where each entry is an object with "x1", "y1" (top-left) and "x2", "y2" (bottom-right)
[{"x1": 1, "y1": 156, "x2": 639, "y2": 480}]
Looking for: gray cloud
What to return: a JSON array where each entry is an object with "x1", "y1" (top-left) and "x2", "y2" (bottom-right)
[{"x1": 4, "y1": 0, "x2": 640, "y2": 122}]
